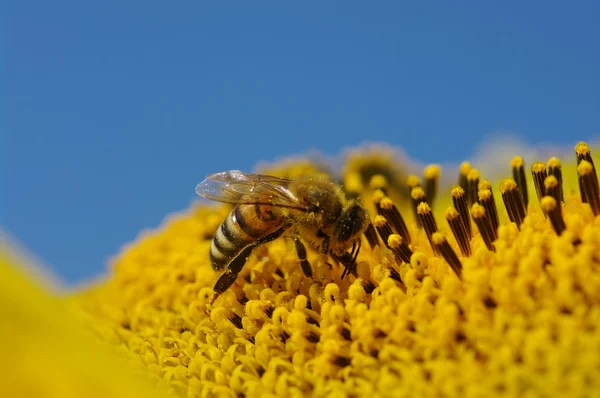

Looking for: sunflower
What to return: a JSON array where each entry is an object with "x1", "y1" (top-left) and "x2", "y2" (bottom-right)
[{"x1": 3, "y1": 141, "x2": 600, "y2": 398}]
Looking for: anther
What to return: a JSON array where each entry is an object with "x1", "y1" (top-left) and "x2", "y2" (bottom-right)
[
  {"x1": 387, "y1": 234, "x2": 413, "y2": 264},
  {"x1": 417, "y1": 202, "x2": 440, "y2": 255},
  {"x1": 373, "y1": 215, "x2": 393, "y2": 245},
  {"x1": 411, "y1": 186, "x2": 427, "y2": 227},
  {"x1": 341, "y1": 327, "x2": 352, "y2": 341},
  {"x1": 423, "y1": 164, "x2": 441, "y2": 209},
  {"x1": 541, "y1": 196, "x2": 566, "y2": 235},
  {"x1": 228, "y1": 313, "x2": 243, "y2": 329},
  {"x1": 458, "y1": 161, "x2": 472, "y2": 193},
  {"x1": 477, "y1": 189, "x2": 499, "y2": 239},
  {"x1": 264, "y1": 306, "x2": 274, "y2": 318},
  {"x1": 363, "y1": 222, "x2": 381, "y2": 249},
  {"x1": 369, "y1": 175, "x2": 389, "y2": 196},
  {"x1": 445, "y1": 206, "x2": 472, "y2": 257},
  {"x1": 362, "y1": 279, "x2": 376, "y2": 294},
  {"x1": 431, "y1": 232, "x2": 463, "y2": 279},
  {"x1": 372, "y1": 189, "x2": 386, "y2": 223},
  {"x1": 483, "y1": 296, "x2": 497, "y2": 308},
  {"x1": 407, "y1": 175, "x2": 421, "y2": 225},
  {"x1": 411, "y1": 186, "x2": 426, "y2": 204},
  {"x1": 344, "y1": 171, "x2": 364, "y2": 197},
  {"x1": 466, "y1": 169, "x2": 480, "y2": 206},
  {"x1": 387, "y1": 266, "x2": 403, "y2": 283},
  {"x1": 544, "y1": 175, "x2": 562, "y2": 208},
  {"x1": 372, "y1": 189, "x2": 386, "y2": 206},
  {"x1": 500, "y1": 178, "x2": 526, "y2": 229},
  {"x1": 333, "y1": 355, "x2": 352, "y2": 367},
  {"x1": 306, "y1": 331, "x2": 320, "y2": 343},
  {"x1": 471, "y1": 203, "x2": 496, "y2": 252},
  {"x1": 511, "y1": 156, "x2": 529, "y2": 208},
  {"x1": 374, "y1": 215, "x2": 411, "y2": 267},
  {"x1": 407, "y1": 175, "x2": 421, "y2": 191},
  {"x1": 578, "y1": 160, "x2": 600, "y2": 216},
  {"x1": 451, "y1": 186, "x2": 472, "y2": 239},
  {"x1": 478, "y1": 179, "x2": 491, "y2": 192},
  {"x1": 531, "y1": 161, "x2": 548, "y2": 205},
  {"x1": 379, "y1": 196, "x2": 411, "y2": 244},
  {"x1": 478, "y1": 179, "x2": 498, "y2": 230},
  {"x1": 575, "y1": 142, "x2": 599, "y2": 193},
  {"x1": 547, "y1": 157, "x2": 564, "y2": 202}
]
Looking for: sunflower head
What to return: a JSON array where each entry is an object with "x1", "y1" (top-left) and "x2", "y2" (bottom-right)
[{"x1": 8, "y1": 140, "x2": 600, "y2": 398}]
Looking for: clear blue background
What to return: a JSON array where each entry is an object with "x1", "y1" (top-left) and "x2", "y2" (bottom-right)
[{"x1": 3, "y1": 1, "x2": 599, "y2": 284}]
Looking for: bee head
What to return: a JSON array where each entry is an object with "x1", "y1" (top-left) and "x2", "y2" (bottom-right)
[{"x1": 333, "y1": 202, "x2": 369, "y2": 252}]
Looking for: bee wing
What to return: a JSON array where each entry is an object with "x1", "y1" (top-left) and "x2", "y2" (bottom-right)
[{"x1": 196, "y1": 170, "x2": 308, "y2": 211}]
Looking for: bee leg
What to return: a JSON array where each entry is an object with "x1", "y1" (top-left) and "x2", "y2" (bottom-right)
[
  {"x1": 293, "y1": 237, "x2": 313, "y2": 278},
  {"x1": 346, "y1": 240, "x2": 361, "y2": 277},
  {"x1": 317, "y1": 229, "x2": 330, "y2": 254},
  {"x1": 352, "y1": 239, "x2": 362, "y2": 263},
  {"x1": 213, "y1": 245, "x2": 255, "y2": 295},
  {"x1": 339, "y1": 256, "x2": 357, "y2": 279},
  {"x1": 213, "y1": 227, "x2": 287, "y2": 296},
  {"x1": 339, "y1": 240, "x2": 361, "y2": 279},
  {"x1": 334, "y1": 253, "x2": 352, "y2": 279}
]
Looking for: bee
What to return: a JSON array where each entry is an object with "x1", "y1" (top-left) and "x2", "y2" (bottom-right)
[{"x1": 196, "y1": 170, "x2": 370, "y2": 295}]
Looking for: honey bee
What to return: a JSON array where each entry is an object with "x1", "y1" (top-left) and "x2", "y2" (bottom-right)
[{"x1": 196, "y1": 170, "x2": 369, "y2": 295}]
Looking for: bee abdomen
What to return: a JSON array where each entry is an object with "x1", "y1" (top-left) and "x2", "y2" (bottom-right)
[
  {"x1": 210, "y1": 211, "x2": 253, "y2": 271},
  {"x1": 210, "y1": 205, "x2": 285, "y2": 271}
]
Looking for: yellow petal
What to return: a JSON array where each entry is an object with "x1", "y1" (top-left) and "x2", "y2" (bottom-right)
[{"x1": 0, "y1": 242, "x2": 168, "y2": 398}]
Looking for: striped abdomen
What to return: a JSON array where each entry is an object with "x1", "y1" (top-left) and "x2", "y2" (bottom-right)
[{"x1": 210, "y1": 204, "x2": 286, "y2": 271}]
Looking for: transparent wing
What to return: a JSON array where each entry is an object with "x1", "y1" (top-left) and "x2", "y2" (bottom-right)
[{"x1": 195, "y1": 170, "x2": 308, "y2": 211}]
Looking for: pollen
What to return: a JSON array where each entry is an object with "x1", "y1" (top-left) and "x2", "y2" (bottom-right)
[{"x1": 61, "y1": 141, "x2": 600, "y2": 398}]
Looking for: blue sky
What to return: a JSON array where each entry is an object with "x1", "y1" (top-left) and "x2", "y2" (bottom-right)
[{"x1": 3, "y1": 1, "x2": 599, "y2": 284}]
